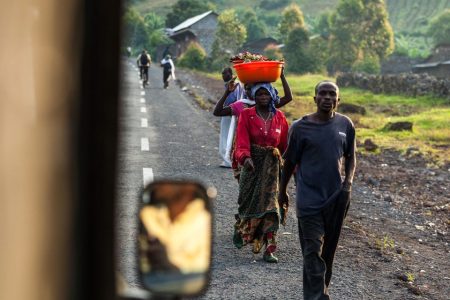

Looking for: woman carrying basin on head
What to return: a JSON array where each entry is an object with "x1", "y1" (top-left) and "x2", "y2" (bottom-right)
[
  {"x1": 213, "y1": 67, "x2": 292, "y2": 181},
  {"x1": 232, "y1": 82, "x2": 289, "y2": 263}
]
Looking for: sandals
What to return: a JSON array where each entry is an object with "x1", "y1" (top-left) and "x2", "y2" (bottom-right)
[{"x1": 263, "y1": 252, "x2": 279, "y2": 263}]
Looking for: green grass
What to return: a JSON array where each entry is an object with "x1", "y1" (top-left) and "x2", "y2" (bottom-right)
[
  {"x1": 270, "y1": 73, "x2": 450, "y2": 164},
  {"x1": 189, "y1": 69, "x2": 450, "y2": 163}
]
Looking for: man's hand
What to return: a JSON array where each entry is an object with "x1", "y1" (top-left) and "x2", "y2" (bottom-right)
[
  {"x1": 342, "y1": 181, "x2": 352, "y2": 192},
  {"x1": 243, "y1": 157, "x2": 255, "y2": 172}
]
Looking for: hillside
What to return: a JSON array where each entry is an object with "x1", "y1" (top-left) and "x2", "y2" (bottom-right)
[
  {"x1": 386, "y1": 0, "x2": 450, "y2": 34},
  {"x1": 133, "y1": 0, "x2": 450, "y2": 36}
]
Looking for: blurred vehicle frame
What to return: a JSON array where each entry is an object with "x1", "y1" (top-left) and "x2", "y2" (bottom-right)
[{"x1": 1, "y1": 0, "x2": 123, "y2": 299}]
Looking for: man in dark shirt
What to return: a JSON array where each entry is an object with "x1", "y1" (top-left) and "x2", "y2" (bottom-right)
[{"x1": 279, "y1": 81, "x2": 356, "y2": 299}]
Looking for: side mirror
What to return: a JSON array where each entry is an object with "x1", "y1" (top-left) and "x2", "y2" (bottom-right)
[{"x1": 137, "y1": 180, "x2": 215, "y2": 297}]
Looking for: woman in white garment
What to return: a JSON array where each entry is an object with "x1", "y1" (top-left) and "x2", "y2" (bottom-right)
[{"x1": 160, "y1": 54, "x2": 176, "y2": 89}]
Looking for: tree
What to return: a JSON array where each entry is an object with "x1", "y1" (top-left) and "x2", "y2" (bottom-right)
[
  {"x1": 278, "y1": 4, "x2": 305, "y2": 44},
  {"x1": 210, "y1": 9, "x2": 247, "y2": 70},
  {"x1": 428, "y1": 9, "x2": 450, "y2": 47},
  {"x1": 359, "y1": 0, "x2": 394, "y2": 61},
  {"x1": 283, "y1": 27, "x2": 319, "y2": 74},
  {"x1": 122, "y1": 8, "x2": 170, "y2": 57},
  {"x1": 328, "y1": 0, "x2": 394, "y2": 73},
  {"x1": 240, "y1": 10, "x2": 267, "y2": 42},
  {"x1": 313, "y1": 12, "x2": 332, "y2": 39},
  {"x1": 122, "y1": 7, "x2": 150, "y2": 51},
  {"x1": 165, "y1": 0, "x2": 214, "y2": 28},
  {"x1": 328, "y1": 0, "x2": 364, "y2": 72},
  {"x1": 144, "y1": 12, "x2": 165, "y2": 31}
]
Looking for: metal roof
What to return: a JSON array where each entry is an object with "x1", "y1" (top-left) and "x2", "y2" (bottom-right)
[
  {"x1": 413, "y1": 60, "x2": 450, "y2": 68},
  {"x1": 170, "y1": 11, "x2": 216, "y2": 34}
]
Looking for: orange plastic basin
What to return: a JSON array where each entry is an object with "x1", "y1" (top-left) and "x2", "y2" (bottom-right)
[{"x1": 233, "y1": 61, "x2": 284, "y2": 83}]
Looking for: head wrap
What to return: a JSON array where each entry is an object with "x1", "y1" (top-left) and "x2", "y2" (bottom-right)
[{"x1": 250, "y1": 83, "x2": 280, "y2": 114}]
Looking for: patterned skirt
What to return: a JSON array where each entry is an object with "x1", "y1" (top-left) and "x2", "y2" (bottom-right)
[{"x1": 234, "y1": 144, "x2": 282, "y2": 254}]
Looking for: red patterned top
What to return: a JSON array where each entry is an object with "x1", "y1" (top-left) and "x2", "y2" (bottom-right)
[{"x1": 234, "y1": 107, "x2": 289, "y2": 165}]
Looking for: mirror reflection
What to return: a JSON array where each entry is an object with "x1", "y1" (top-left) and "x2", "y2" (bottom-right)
[{"x1": 138, "y1": 181, "x2": 212, "y2": 296}]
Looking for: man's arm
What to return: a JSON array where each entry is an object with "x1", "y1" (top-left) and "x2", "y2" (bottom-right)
[
  {"x1": 342, "y1": 130, "x2": 356, "y2": 191},
  {"x1": 342, "y1": 153, "x2": 356, "y2": 192},
  {"x1": 279, "y1": 159, "x2": 296, "y2": 205},
  {"x1": 275, "y1": 67, "x2": 293, "y2": 108}
]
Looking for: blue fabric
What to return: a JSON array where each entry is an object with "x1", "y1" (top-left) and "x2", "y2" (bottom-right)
[
  {"x1": 250, "y1": 83, "x2": 279, "y2": 114},
  {"x1": 224, "y1": 83, "x2": 243, "y2": 106}
]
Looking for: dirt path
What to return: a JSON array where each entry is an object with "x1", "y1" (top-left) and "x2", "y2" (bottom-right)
[{"x1": 175, "y1": 68, "x2": 450, "y2": 299}]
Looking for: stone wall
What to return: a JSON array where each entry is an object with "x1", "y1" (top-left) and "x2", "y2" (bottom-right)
[{"x1": 336, "y1": 72, "x2": 450, "y2": 99}]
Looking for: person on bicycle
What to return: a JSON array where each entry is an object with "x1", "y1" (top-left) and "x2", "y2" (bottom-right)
[{"x1": 137, "y1": 50, "x2": 151, "y2": 84}]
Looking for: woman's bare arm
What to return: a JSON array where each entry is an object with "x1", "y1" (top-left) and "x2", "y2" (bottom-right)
[{"x1": 276, "y1": 68, "x2": 293, "y2": 108}]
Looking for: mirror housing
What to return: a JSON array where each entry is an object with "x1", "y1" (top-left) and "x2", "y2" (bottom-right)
[{"x1": 137, "y1": 180, "x2": 214, "y2": 297}]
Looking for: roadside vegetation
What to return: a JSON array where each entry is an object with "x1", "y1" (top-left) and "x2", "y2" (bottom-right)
[
  {"x1": 123, "y1": 0, "x2": 450, "y2": 165},
  {"x1": 202, "y1": 70, "x2": 450, "y2": 165},
  {"x1": 274, "y1": 74, "x2": 450, "y2": 165}
]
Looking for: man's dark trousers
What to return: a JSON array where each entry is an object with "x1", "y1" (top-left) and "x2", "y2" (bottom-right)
[{"x1": 298, "y1": 191, "x2": 350, "y2": 300}]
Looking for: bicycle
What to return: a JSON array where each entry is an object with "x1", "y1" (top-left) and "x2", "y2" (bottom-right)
[{"x1": 141, "y1": 66, "x2": 149, "y2": 88}]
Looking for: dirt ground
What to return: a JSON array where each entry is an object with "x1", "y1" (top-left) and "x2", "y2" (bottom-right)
[{"x1": 175, "y1": 68, "x2": 450, "y2": 299}]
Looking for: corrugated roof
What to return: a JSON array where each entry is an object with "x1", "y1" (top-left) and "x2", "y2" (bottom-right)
[
  {"x1": 414, "y1": 60, "x2": 450, "y2": 68},
  {"x1": 414, "y1": 62, "x2": 440, "y2": 68},
  {"x1": 170, "y1": 11, "x2": 215, "y2": 33}
]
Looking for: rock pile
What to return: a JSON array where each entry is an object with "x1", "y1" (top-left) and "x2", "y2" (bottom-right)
[{"x1": 337, "y1": 72, "x2": 450, "y2": 99}]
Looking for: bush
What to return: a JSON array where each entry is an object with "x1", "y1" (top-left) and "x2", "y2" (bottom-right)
[
  {"x1": 177, "y1": 43, "x2": 207, "y2": 70},
  {"x1": 352, "y1": 55, "x2": 380, "y2": 74},
  {"x1": 263, "y1": 45, "x2": 283, "y2": 61}
]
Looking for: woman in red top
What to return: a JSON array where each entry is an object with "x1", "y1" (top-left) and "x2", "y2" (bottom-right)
[
  {"x1": 233, "y1": 82, "x2": 289, "y2": 263},
  {"x1": 213, "y1": 69, "x2": 292, "y2": 180}
]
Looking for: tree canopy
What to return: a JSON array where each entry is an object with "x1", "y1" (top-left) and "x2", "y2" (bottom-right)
[
  {"x1": 329, "y1": 0, "x2": 394, "y2": 73},
  {"x1": 428, "y1": 9, "x2": 450, "y2": 47},
  {"x1": 122, "y1": 8, "x2": 170, "y2": 57},
  {"x1": 165, "y1": 0, "x2": 215, "y2": 28},
  {"x1": 278, "y1": 4, "x2": 305, "y2": 43},
  {"x1": 239, "y1": 10, "x2": 267, "y2": 42},
  {"x1": 210, "y1": 9, "x2": 247, "y2": 70}
]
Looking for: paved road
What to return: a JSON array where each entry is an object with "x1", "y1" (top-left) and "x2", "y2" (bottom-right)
[
  {"x1": 116, "y1": 60, "x2": 376, "y2": 299},
  {"x1": 115, "y1": 59, "x2": 305, "y2": 298}
]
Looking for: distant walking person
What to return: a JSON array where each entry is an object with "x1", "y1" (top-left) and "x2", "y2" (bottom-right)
[
  {"x1": 160, "y1": 55, "x2": 176, "y2": 89},
  {"x1": 279, "y1": 81, "x2": 356, "y2": 299},
  {"x1": 137, "y1": 50, "x2": 151, "y2": 85}
]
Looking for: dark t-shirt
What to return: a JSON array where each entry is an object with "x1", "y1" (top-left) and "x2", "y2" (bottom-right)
[{"x1": 284, "y1": 113, "x2": 356, "y2": 217}]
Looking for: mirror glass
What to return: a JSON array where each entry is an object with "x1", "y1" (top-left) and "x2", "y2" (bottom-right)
[{"x1": 138, "y1": 181, "x2": 212, "y2": 296}]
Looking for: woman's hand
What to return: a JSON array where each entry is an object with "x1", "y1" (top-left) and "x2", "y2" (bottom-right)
[
  {"x1": 226, "y1": 76, "x2": 238, "y2": 92},
  {"x1": 243, "y1": 157, "x2": 255, "y2": 172},
  {"x1": 278, "y1": 190, "x2": 289, "y2": 207},
  {"x1": 280, "y1": 66, "x2": 285, "y2": 78}
]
